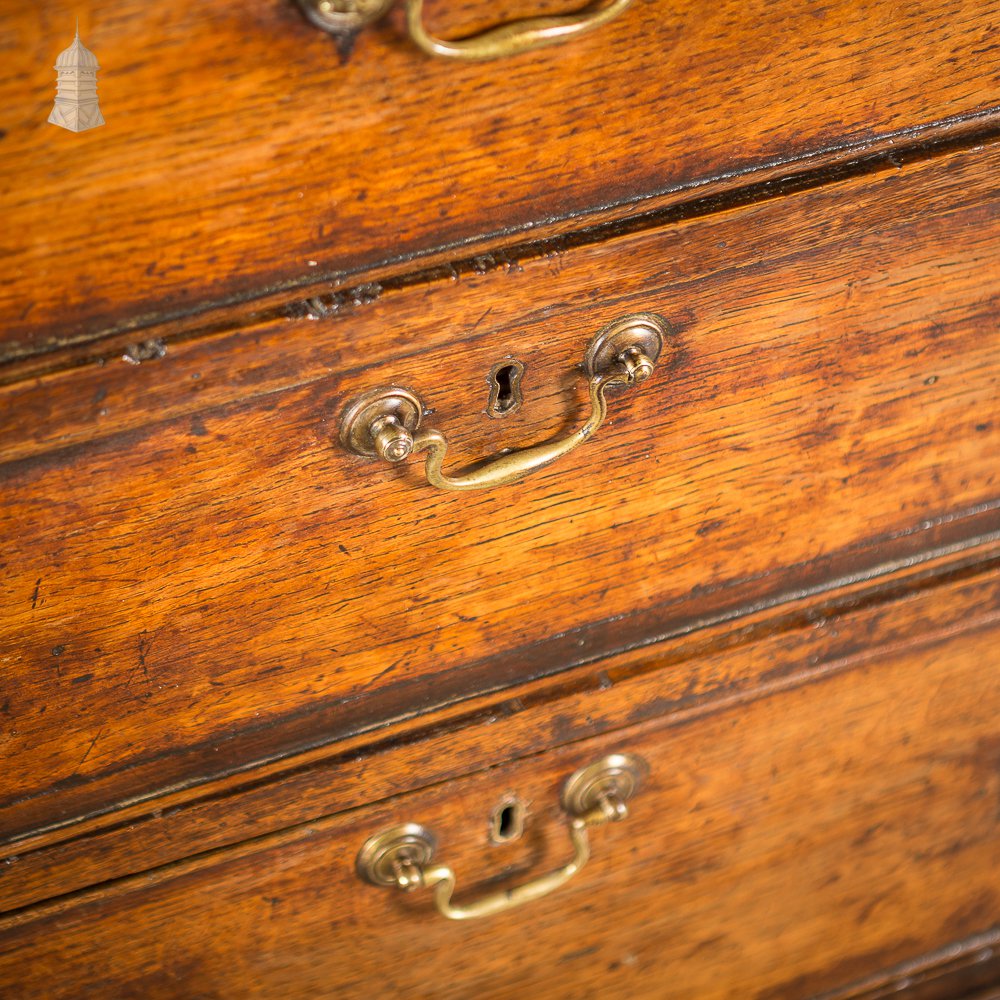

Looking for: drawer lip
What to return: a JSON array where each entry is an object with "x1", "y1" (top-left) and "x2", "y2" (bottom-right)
[
  {"x1": 6, "y1": 124, "x2": 1000, "y2": 462},
  {"x1": 2, "y1": 504, "x2": 999, "y2": 849},
  {"x1": 0, "y1": 109, "x2": 997, "y2": 388},
  {"x1": 3, "y1": 0, "x2": 1000, "y2": 362},
  {"x1": 813, "y1": 928, "x2": 1000, "y2": 1000},
  {"x1": 1, "y1": 532, "x2": 998, "y2": 915}
]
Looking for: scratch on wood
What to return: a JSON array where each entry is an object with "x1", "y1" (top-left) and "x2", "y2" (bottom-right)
[
  {"x1": 471, "y1": 306, "x2": 493, "y2": 332},
  {"x1": 30, "y1": 578, "x2": 41, "y2": 609},
  {"x1": 137, "y1": 631, "x2": 153, "y2": 678},
  {"x1": 78, "y1": 727, "x2": 106, "y2": 768},
  {"x1": 361, "y1": 659, "x2": 402, "y2": 691}
]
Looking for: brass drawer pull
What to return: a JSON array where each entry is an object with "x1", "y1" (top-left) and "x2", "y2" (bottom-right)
[
  {"x1": 297, "y1": 0, "x2": 633, "y2": 61},
  {"x1": 405, "y1": 0, "x2": 634, "y2": 61},
  {"x1": 356, "y1": 753, "x2": 647, "y2": 920},
  {"x1": 340, "y1": 312, "x2": 669, "y2": 492}
]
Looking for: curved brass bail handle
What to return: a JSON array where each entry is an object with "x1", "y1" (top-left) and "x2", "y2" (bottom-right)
[
  {"x1": 413, "y1": 370, "x2": 626, "y2": 492},
  {"x1": 356, "y1": 753, "x2": 648, "y2": 920},
  {"x1": 339, "y1": 313, "x2": 670, "y2": 493},
  {"x1": 424, "y1": 813, "x2": 593, "y2": 920},
  {"x1": 404, "y1": 0, "x2": 634, "y2": 60}
]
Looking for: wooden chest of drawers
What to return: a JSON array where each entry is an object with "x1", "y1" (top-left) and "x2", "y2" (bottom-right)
[{"x1": 1, "y1": 2, "x2": 999, "y2": 997}]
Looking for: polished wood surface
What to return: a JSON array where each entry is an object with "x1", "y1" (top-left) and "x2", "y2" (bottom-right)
[
  {"x1": 1, "y1": 566, "x2": 997, "y2": 999},
  {"x1": 4, "y1": 6, "x2": 1000, "y2": 992},
  {"x1": 2, "y1": 140, "x2": 998, "y2": 849},
  {"x1": 1, "y1": 538, "x2": 995, "y2": 913},
  {"x1": 1, "y1": 1, "x2": 999, "y2": 359}
]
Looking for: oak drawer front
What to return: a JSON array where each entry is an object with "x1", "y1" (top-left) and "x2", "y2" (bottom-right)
[
  {"x1": 2, "y1": 142, "x2": 999, "y2": 847},
  {"x1": 2, "y1": 2, "x2": 1000, "y2": 358},
  {"x1": 2, "y1": 572, "x2": 998, "y2": 1000}
]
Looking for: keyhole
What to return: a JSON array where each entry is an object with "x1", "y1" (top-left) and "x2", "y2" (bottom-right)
[
  {"x1": 494, "y1": 365, "x2": 516, "y2": 410},
  {"x1": 489, "y1": 796, "x2": 526, "y2": 844},
  {"x1": 487, "y1": 360, "x2": 524, "y2": 418}
]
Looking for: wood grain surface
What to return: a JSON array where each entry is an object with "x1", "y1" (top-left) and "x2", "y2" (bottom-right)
[
  {"x1": 2, "y1": 140, "x2": 998, "y2": 849},
  {"x1": 1, "y1": 0, "x2": 999, "y2": 359},
  {"x1": 1, "y1": 573, "x2": 997, "y2": 999},
  {"x1": 1, "y1": 540, "x2": 995, "y2": 913}
]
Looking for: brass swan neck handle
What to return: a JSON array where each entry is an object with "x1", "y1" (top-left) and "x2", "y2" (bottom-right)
[
  {"x1": 411, "y1": 371, "x2": 627, "y2": 492},
  {"x1": 340, "y1": 313, "x2": 670, "y2": 493},
  {"x1": 405, "y1": 0, "x2": 634, "y2": 61},
  {"x1": 356, "y1": 753, "x2": 647, "y2": 920},
  {"x1": 297, "y1": 0, "x2": 634, "y2": 61}
]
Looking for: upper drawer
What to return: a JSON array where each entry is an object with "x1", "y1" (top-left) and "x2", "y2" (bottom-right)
[
  {"x1": 2, "y1": 1, "x2": 1000, "y2": 359},
  {"x1": 1, "y1": 140, "x2": 998, "y2": 847}
]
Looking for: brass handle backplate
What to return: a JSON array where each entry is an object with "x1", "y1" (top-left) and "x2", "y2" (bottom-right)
[
  {"x1": 356, "y1": 753, "x2": 647, "y2": 920},
  {"x1": 340, "y1": 312, "x2": 670, "y2": 492},
  {"x1": 297, "y1": 0, "x2": 633, "y2": 60}
]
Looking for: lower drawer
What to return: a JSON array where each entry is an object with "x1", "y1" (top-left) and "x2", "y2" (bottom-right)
[{"x1": 2, "y1": 566, "x2": 999, "y2": 999}]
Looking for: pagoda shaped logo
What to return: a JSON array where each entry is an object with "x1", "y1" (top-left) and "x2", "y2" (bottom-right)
[{"x1": 48, "y1": 24, "x2": 105, "y2": 133}]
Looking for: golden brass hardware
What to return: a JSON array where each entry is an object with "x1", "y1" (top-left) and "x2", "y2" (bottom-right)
[
  {"x1": 356, "y1": 753, "x2": 647, "y2": 920},
  {"x1": 296, "y1": 0, "x2": 632, "y2": 60},
  {"x1": 297, "y1": 0, "x2": 395, "y2": 38},
  {"x1": 404, "y1": 0, "x2": 634, "y2": 61},
  {"x1": 340, "y1": 312, "x2": 670, "y2": 492}
]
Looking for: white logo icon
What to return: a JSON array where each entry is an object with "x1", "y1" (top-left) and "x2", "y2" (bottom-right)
[{"x1": 49, "y1": 23, "x2": 105, "y2": 133}]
